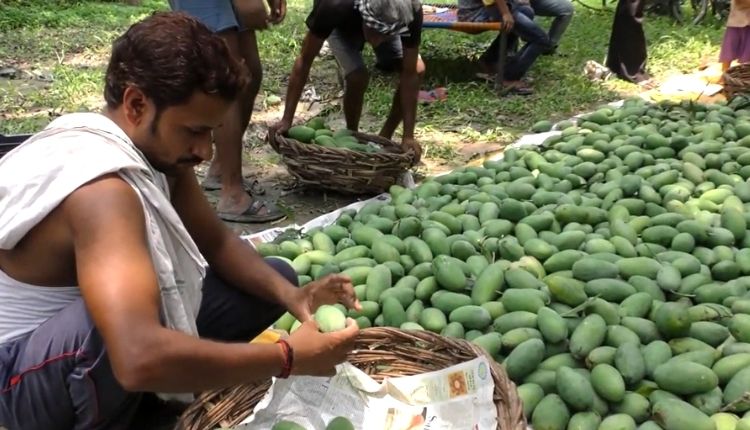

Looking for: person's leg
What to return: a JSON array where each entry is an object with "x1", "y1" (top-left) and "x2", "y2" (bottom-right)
[
  {"x1": 529, "y1": 0, "x2": 574, "y2": 49},
  {"x1": 373, "y1": 37, "x2": 426, "y2": 139},
  {"x1": 468, "y1": 7, "x2": 504, "y2": 66},
  {"x1": 327, "y1": 30, "x2": 369, "y2": 132},
  {"x1": 472, "y1": 7, "x2": 521, "y2": 76},
  {"x1": 238, "y1": 30, "x2": 263, "y2": 135},
  {"x1": 0, "y1": 299, "x2": 140, "y2": 430},
  {"x1": 170, "y1": 1, "x2": 282, "y2": 222},
  {"x1": 503, "y1": 5, "x2": 552, "y2": 81},
  {"x1": 197, "y1": 257, "x2": 295, "y2": 342},
  {"x1": 213, "y1": 28, "x2": 284, "y2": 223},
  {"x1": 209, "y1": 30, "x2": 253, "y2": 215}
]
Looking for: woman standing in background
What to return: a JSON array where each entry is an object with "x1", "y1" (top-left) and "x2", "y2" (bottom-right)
[
  {"x1": 720, "y1": 0, "x2": 750, "y2": 75},
  {"x1": 605, "y1": 0, "x2": 650, "y2": 84}
]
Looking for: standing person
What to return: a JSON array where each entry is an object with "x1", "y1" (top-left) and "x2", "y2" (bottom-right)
[
  {"x1": 605, "y1": 0, "x2": 650, "y2": 83},
  {"x1": 459, "y1": 0, "x2": 553, "y2": 95},
  {"x1": 529, "y1": 0, "x2": 574, "y2": 54},
  {"x1": 0, "y1": 12, "x2": 360, "y2": 430},
  {"x1": 274, "y1": 0, "x2": 425, "y2": 162},
  {"x1": 169, "y1": 0, "x2": 287, "y2": 223},
  {"x1": 719, "y1": 0, "x2": 750, "y2": 75}
]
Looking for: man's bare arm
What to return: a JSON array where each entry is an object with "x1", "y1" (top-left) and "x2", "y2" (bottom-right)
[
  {"x1": 64, "y1": 174, "x2": 354, "y2": 392},
  {"x1": 398, "y1": 46, "x2": 421, "y2": 142},
  {"x1": 277, "y1": 32, "x2": 325, "y2": 131},
  {"x1": 170, "y1": 168, "x2": 300, "y2": 308}
]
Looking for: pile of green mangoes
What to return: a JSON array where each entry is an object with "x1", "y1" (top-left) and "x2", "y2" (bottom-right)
[
  {"x1": 285, "y1": 117, "x2": 381, "y2": 153},
  {"x1": 260, "y1": 96, "x2": 750, "y2": 430}
]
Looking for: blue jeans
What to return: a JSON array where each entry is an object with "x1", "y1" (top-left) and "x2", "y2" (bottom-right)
[
  {"x1": 0, "y1": 258, "x2": 294, "y2": 430},
  {"x1": 475, "y1": 5, "x2": 553, "y2": 81},
  {"x1": 530, "y1": 0, "x2": 574, "y2": 47}
]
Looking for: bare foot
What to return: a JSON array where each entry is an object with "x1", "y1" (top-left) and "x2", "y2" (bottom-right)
[
  {"x1": 216, "y1": 187, "x2": 255, "y2": 215},
  {"x1": 206, "y1": 159, "x2": 222, "y2": 179},
  {"x1": 201, "y1": 174, "x2": 223, "y2": 191},
  {"x1": 216, "y1": 187, "x2": 285, "y2": 223}
]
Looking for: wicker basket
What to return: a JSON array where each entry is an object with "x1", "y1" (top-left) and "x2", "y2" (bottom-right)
[
  {"x1": 177, "y1": 327, "x2": 527, "y2": 430},
  {"x1": 723, "y1": 63, "x2": 750, "y2": 99},
  {"x1": 267, "y1": 129, "x2": 415, "y2": 194}
]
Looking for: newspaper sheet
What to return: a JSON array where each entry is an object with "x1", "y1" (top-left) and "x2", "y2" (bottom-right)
[{"x1": 234, "y1": 357, "x2": 496, "y2": 430}]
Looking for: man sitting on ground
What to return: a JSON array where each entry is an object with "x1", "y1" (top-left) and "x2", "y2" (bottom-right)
[
  {"x1": 275, "y1": 0, "x2": 425, "y2": 161},
  {"x1": 459, "y1": 0, "x2": 553, "y2": 95},
  {"x1": 0, "y1": 12, "x2": 359, "y2": 430}
]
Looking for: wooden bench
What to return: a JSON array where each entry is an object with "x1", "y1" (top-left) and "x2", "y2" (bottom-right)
[{"x1": 422, "y1": 3, "x2": 509, "y2": 93}]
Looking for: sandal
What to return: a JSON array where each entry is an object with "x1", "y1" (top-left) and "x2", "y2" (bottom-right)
[
  {"x1": 502, "y1": 83, "x2": 534, "y2": 96},
  {"x1": 418, "y1": 87, "x2": 448, "y2": 104},
  {"x1": 217, "y1": 200, "x2": 286, "y2": 223},
  {"x1": 476, "y1": 73, "x2": 535, "y2": 85},
  {"x1": 202, "y1": 177, "x2": 265, "y2": 195}
]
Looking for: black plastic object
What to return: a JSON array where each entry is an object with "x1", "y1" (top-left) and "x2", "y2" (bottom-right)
[{"x1": 0, "y1": 133, "x2": 31, "y2": 159}]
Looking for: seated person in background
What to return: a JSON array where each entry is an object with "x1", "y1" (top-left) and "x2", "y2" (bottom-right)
[
  {"x1": 0, "y1": 12, "x2": 359, "y2": 430},
  {"x1": 459, "y1": 0, "x2": 553, "y2": 95},
  {"x1": 275, "y1": 0, "x2": 425, "y2": 162},
  {"x1": 530, "y1": 0, "x2": 574, "y2": 55}
]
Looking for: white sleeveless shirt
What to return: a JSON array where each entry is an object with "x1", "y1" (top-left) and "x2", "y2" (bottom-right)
[
  {"x1": 0, "y1": 268, "x2": 80, "y2": 344},
  {"x1": 0, "y1": 113, "x2": 207, "y2": 403}
]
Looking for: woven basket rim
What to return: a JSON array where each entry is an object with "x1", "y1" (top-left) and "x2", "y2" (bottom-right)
[
  {"x1": 722, "y1": 64, "x2": 750, "y2": 98},
  {"x1": 268, "y1": 128, "x2": 416, "y2": 163},
  {"x1": 177, "y1": 327, "x2": 526, "y2": 430},
  {"x1": 266, "y1": 128, "x2": 416, "y2": 194}
]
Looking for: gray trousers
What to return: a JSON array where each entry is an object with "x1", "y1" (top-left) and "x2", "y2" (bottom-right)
[{"x1": 0, "y1": 258, "x2": 293, "y2": 430}]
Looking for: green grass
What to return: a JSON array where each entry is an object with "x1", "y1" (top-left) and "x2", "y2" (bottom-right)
[{"x1": 0, "y1": 0, "x2": 726, "y2": 163}]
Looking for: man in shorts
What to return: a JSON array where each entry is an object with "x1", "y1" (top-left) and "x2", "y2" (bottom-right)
[
  {"x1": 169, "y1": 0, "x2": 287, "y2": 223},
  {"x1": 275, "y1": 0, "x2": 425, "y2": 161}
]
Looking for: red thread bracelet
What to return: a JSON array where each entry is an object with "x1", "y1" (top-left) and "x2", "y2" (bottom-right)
[{"x1": 276, "y1": 339, "x2": 294, "y2": 379}]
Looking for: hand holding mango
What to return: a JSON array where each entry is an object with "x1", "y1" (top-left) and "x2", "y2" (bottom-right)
[{"x1": 286, "y1": 316, "x2": 358, "y2": 377}]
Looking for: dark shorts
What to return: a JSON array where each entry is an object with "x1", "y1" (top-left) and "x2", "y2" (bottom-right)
[
  {"x1": 0, "y1": 258, "x2": 293, "y2": 430},
  {"x1": 169, "y1": 0, "x2": 241, "y2": 33},
  {"x1": 327, "y1": 29, "x2": 405, "y2": 75}
]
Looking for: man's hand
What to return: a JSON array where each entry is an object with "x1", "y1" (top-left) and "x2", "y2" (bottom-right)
[
  {"x1": 235, "y1": 0, "x2": 270, "y2": 30},
  {"x1": 268, "y1": 0, "x2": 287, "y2": 24},
  {"x1": 272, "y1": 118, "x2": 292, "y2": 137},
  {"x1": 284, "y1": 274, "x2": 361, "y2": 323},
  {"x1": 402, "y1": 137, "x2": 422, "y2": 164},
  {"x1": 501, "y1": 11, "x2": 515, "y2": 32},
  {"x1": 287, "y1": 318, "x2": 360, "y2": 376}
]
